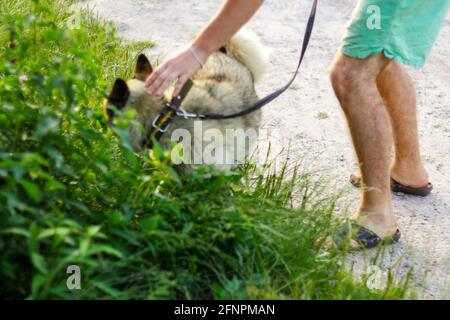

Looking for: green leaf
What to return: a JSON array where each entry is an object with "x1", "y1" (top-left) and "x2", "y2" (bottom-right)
[
  {"x1": 151, "y1": 139, "x2": 164, "y2": 160},
  {"x1": 38, "y1": 227, "x2": 71, "y2": 239},
  {"x1": 0, "y1": 227, "x2": 30, "y2": 238},
  {"x1": 86, "y1": 225, "x2": 101, "y2": 237},
  {"x1": 19, "y1": 179, "x2": 42, "y2": 203},
  {"x1": 107, "y1": 211, "x2": 123, "y2": 226},
  {"x1": 140, "y1": 215, "x2": 163, "y2": 234},
  {"x1": 34, "y1": 115, "x2": 60, "y2": 138},
  {"x1": 31, "y1": 253, "x2": 48, "y2": 273},
  {"x1": 31, "y1": 274, "x2": 45, "y2": 296},
  {"x1": 91, "y1": 281, "x2": 122, "y2": 299},
  {"x1": 28, "y1": 222, "x2": 40, "y2": 254},
  {"x1": 87, "y1": 244, "x2": 123, "y2": 258},
  {"x1": 165, "y1": 166, "x2": 182, "y2": 186}
]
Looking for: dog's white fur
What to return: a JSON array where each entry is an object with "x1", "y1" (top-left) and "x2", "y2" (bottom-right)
[{"x1": 225, "y1": 29, "x2": 270, "y2": 83}]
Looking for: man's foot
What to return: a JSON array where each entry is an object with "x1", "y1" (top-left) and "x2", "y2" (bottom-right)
[
  {"x1": 350, "y1": 174, "x2": 433, "y2": 197},
  {"x1": 391, "y1": 163, "x2": 430, "y2": 187},
  {"x1": 331, "y1": 206, "x2": 399, "y2": 250},
  {"x1": 390, "y1": 178, "x2": 433, "y2": 197},
  {"x1": 333, "y1": 220, "x2": 401, "y2": 249}
]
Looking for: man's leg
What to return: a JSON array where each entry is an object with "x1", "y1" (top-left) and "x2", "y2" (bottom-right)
[
  {"x1": 377, "y1": 61, "x2": 429, "y2": 188},
  {"x1": 330, "y1": 53, "x2": 398, "y2": 238}
]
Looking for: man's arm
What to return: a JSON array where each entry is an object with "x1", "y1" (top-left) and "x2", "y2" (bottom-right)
[
  {"x1": 192, "y1": 0, "x2": 264, "y2": 62},
  {"x1": 145, "y1": 0, "x2": 263, "y2": 97}
]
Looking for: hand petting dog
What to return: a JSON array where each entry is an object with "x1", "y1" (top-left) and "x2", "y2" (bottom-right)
[{"x1": 144, "y1": 46, "x2": 206, "y2": 97}]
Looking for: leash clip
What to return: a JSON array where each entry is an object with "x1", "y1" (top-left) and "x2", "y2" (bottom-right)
[
  {"x1": 152, "y1": 113, "x2": 170, "y2": 133},
  {"x1": 176, "y1": 107, "x2": 200, "y2": 119}
]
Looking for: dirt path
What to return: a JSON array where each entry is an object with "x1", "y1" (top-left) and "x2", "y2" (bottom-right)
[{"x1": 82, "y1": 0, "x2": 450, "y2": 299}]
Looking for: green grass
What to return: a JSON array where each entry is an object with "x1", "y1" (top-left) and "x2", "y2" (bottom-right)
[
  {"x1": 0, "y1": 0, "x2": 411, "y2": 299},
  {"x1": 316, "y1": 112, "x2": 329, "y2": 120}
]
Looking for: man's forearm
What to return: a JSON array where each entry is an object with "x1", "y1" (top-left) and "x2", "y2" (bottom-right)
[{"x1": 192, "y1": 0, "x2": 263, "y2": 60}]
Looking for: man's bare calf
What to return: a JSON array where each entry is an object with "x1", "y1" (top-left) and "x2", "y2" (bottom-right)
[
  {"x1": 376, "y1": 60, "x2": 429, "y2": 188},
  {"x1": 330, "y1": 53, "x2": 399, "y2": 238}
]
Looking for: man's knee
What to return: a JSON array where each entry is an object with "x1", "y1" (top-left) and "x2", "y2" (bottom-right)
[
  {"x1": 329, "y1": 53, "x2": 387, "y2": 104},
  {"x1": 329, "y1": 61, "x2": 347, "y2": 100},
  {"x1": 329, "y1": 55, "x2": 363, "y2": 100}
]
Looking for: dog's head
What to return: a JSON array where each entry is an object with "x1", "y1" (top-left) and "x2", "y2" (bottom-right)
[{"x1": 105, "y1": 54, "x2": 165, "y2": 151}]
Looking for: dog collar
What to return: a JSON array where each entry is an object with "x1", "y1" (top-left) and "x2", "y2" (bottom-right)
[{"x1": 144, "y1": 79, "x2": 194, "y2": 149}]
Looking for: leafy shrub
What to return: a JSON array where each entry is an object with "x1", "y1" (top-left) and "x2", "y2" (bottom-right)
[{"x1": 0, "y1": 0, "x2": 410, "y2": 299}]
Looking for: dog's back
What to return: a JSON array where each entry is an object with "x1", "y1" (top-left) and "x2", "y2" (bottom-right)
[{"x1": 162, "y1": 30, "x2": 269, "y2": 171}]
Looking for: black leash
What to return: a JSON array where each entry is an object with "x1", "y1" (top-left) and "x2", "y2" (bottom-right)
[{"x1": 145, "y1": 0, "x2": 318, "y2": 149}]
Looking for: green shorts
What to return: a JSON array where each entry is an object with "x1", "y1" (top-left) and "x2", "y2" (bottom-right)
[{"x1": 341, "y1": 0, "x2": 449, "y2": 68}]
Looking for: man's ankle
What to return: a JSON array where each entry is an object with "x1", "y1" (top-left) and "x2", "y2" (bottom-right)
[
  {"x1": 355, "y1": 208, "x2": 398, "y2": 237},
  {"x1": 391, "y1": 162, "x2": 429, "y2": 188}
]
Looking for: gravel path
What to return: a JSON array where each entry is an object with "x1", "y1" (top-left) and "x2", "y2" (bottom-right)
[{"x1": 81, "y1": 0, "x2": 450, "y2": 299}]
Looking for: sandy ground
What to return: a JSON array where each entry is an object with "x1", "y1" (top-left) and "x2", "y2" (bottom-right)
[{"x1": 81, "y1": 0, "x2": 450, "y2": 299}]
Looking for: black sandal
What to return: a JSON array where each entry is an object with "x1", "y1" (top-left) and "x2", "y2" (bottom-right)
[
  {"x1": 350, "y1": 175, "x2": 433, "y2": 197},
  {"x1": 390, "y1": 178, "x2": 433, "y2": 197},
  {"x1": 334, "y1": 221, "x2": 401, "y2": 249}
]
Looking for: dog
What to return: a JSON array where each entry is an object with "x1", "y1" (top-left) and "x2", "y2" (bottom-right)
[{"x1": 106, "y1": 30, "x2": 269, "y2": 172}]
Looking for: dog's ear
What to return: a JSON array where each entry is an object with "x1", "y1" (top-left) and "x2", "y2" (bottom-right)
[
  {"x1": 134, "y1": 54, "x2": 153, "y2": 81},
  {"x1": 107, "y1": 78, "x2": 130, "y2": 111}
]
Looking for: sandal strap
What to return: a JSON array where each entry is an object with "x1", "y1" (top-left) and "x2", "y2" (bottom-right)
[
  {"x1": 336, "y1": 222, "x2": 401, "y2": 249},
  {"x1": 391, "y1": 178, "x2": 433, "y2": 197}
]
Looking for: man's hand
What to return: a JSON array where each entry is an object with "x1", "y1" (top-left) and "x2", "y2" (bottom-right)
[{"x1": 145, "y1": 45, "x2": 207, "y2": 97}]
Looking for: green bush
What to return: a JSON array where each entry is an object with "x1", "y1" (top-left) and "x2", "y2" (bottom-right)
[{"x1": 0, "y1": 0, "x2": 410, "y2": 299}]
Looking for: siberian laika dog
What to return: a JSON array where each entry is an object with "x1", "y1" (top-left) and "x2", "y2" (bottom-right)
[{"x1": 105, "y1": 30, "x2": 269, "y2": 173}]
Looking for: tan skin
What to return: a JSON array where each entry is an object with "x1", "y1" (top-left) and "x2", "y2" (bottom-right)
[
  {"x1": 146, "y1": 0, "x2": 431, "y2": 239},
  {"x1": 145, "y1": 0, "x2": 264, "y2": 97},
  {"x1": 330, "y1": 54, "x2": 429, "y2": 237}
]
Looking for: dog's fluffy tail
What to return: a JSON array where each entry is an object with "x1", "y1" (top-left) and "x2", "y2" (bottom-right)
[{"x1": 225, "y1": 29, "x2": 269, "y2": 83}]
